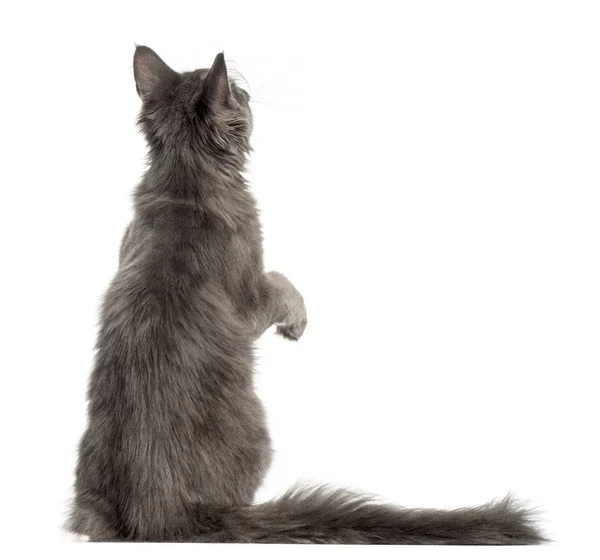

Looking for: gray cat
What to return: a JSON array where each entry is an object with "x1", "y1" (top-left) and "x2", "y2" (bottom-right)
[{"x1": 67, "y1": 46, "x2": 544, "y2": 544}]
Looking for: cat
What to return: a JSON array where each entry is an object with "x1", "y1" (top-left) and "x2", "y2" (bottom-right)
[{"x1": 67, "y1": 46, "x2": 544, "y2": 544}]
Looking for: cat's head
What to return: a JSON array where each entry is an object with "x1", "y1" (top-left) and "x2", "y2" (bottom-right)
[{"x1": 133, "y1": 46, "x2": 251, "y2": 168}]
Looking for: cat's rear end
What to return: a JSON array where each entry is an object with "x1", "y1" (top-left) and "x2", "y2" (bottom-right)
[{"x1": 67, "y1": 46, "x2": 544, "y2": 544}]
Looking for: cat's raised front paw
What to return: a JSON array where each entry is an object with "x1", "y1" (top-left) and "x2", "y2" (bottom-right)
[{"x1": 276, "y1": 318, "x2": 307, "y2": 341}]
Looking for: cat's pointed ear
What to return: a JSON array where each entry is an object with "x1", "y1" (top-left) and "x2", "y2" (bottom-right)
[
  {"x1": 201, "y1": 52, "x2": 230, "y2": 107},
  {"x1": 133, "y1": 46, "x2": 177, "y2": 99}
]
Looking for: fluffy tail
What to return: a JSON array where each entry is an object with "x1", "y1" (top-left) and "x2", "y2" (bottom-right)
[{"x1": 188, "y1": 484, "x2": 545, "y2": 544}]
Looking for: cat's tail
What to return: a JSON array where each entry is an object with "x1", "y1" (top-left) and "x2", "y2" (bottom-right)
[{"x1": 189, "y1": 484, "x2": 545, "y2": 544}]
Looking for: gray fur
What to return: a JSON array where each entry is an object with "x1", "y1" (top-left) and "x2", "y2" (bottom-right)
[{"x1": 67, "y1": 46, "x2": 545, "y2": 544}]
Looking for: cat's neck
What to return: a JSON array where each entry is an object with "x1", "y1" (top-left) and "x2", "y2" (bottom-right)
[
  {"x1": 133, "y1": 148, "x2": 256, "y2": 232},
  {"x1": 137, "y1": 148, "x2": 247, "y2": 201}
]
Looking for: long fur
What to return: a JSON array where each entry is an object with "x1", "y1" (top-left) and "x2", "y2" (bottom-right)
[
  {"x1": 67, "y1": 47, "x2": 545, "y2": 544},
  {"x1": 186, "y1": 486, "x2": 543, "y2": 545}
]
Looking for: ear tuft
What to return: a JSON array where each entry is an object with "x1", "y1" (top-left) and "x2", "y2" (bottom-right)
[
  {"x1": 133, "y1": 46, "x2": 177, "y2": 99},
  {"x1": 202, "y1": 52, "x2": 230, "y2": 107}
]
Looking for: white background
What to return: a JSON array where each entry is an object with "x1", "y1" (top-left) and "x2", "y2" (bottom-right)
[{"x1": 1, "y1": 1, "x2": 598, "y2": 558}]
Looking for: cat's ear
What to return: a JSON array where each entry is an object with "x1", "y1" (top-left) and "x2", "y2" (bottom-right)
[
  {"x1": 133, "y1": 46, "x2": 177, "y2": 99},
  {"x1": 201, "y1": 52, "x2": 230, "y2": 107}
]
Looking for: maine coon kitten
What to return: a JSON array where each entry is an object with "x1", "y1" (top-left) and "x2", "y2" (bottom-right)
[{"x1": 67, "y1": 46, "x2": 544, "y2": 544}]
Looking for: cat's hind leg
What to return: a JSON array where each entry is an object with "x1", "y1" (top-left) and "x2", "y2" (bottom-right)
[{"x1": 66, "y1": 499, "x2": 120, "y2": 541}]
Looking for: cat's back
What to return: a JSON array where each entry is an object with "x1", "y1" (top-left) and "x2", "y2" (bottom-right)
[{"x1": 92, "y1": 202, "x2": 257, "y2": 396}]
